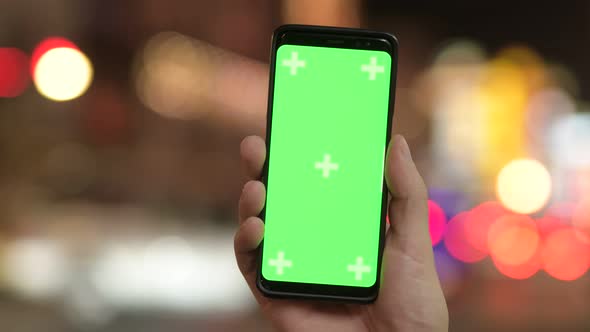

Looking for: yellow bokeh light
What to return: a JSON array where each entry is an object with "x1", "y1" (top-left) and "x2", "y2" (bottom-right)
[
  {"x1": 475, "y1": 60, "x2": 529, "y2": 182},
  {"x1": 496, "y1": 159, "x2": 552, "y2": 214},
  {"x1": 33, "y1": 47, "x2": 93, "y2": 101}
]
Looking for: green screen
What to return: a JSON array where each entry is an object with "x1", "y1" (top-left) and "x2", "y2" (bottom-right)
[{"x1": 262, "y1": 44, "x2": 392, "y2": 287}]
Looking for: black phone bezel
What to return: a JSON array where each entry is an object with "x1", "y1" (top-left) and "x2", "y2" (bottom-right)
[{"x1": 257, "y1": 24, "x2": 399, "y2": 303}]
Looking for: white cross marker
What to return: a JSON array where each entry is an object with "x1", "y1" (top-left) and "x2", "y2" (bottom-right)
[
  {"x1": 315, "y1": 154, "x2": 339, "y2": 178},
  {"x1": 361, "y1": 57, "x2": 385, "y2": 80},
  {"x1": 269, "y1": 251, "x2": 292, "y2": 275},
  {"x1": 282, "y1": 51, "x2": 306, "y2": 75},
  {"x1": 347, "y1": 256, "x2": 371, "y2": 281}
]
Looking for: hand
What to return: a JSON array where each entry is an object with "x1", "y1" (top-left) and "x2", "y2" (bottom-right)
[{"x1": 235, "y1": 134, "x2": 448, "y2": 332}]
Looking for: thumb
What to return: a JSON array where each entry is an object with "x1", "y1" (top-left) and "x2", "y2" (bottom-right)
[
  {"x1": 377, "y1": 135, "x2": 448, "y2": 332},
  {"x1": 385, "y1": 135, "x2": 433, "y2": 261}
]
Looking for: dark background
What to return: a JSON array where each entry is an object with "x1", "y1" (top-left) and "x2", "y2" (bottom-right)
[{"x1": 1, "y1": 1, "x2": 589, "y2": 331}]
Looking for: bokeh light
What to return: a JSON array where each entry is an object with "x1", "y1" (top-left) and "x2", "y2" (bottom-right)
[
  {"x1": 574, "y1": 169, "x2": 590, "y2": 199},
  {"x1": 142, "y1": 236, "x2": 201, "y2": 299},
  {"x1": 33, "y1": 47, "x2": 93, "y2": 101},
  {"x1": 535, "y1": 215, "x2": 567, "y2": 236},
  {"x1": 492, "y1": 246, "x2": 541, "y2": 280},
  {"x1": 526, "y1": 88, "x2": 576, "y2": 155},
  {"x1": 31, "y1": 37, "x2": 78, "y2": 75},
  {"x1": 465, "y1": 201, "x2": 510, "y2": 253},
  {"x1": 3, "y1": 238, "x2": 70, "y2": 299},
  {"x1": 549, "y1": 114, "x2": 590, "y2": 205},
  {"x1": 91, "y1": 234, "x2": 251, "y2": 311},
  {"x1": 496, "y1": 159, "x2": 552, "y2": 214},
  {"x1": 136, "y1": 31, "x2": 215, "y2": 119},
  {"x1": 572, "y1": 199, "x2": 590, "y2": 235},
  {"x1": 549, "y1": 113, "x2": 590, "y2": 169},
  {"x1": 546, "y1": 201, "x2": 576, "y2": 221},
  {"x1": 428, "y1": 188, "x2": 470, "y2": 218},
  {"x1": 487, "y1": 214, "x2": 539, "y2": 266},
  {"x1": 474, "y1": 57, "x2": 530, "y2": 180},
  {"x1": 496, "y1": 46, "x2": 545, "y2": 91},
  {"x1": 429, "y1": 58, "x2": 487, "y2": 188},
  {"x1": 433, "y1": 40, "x2": 486, "y2": 65},
  {"x1": 542, "y1": 228, "x2": 590, "y2": 281},
  {"x1": 444, "y1": 212, "x2": 487, "y2": 263},
  {"x1": 428, "y1": 200, "x2": 447, "y2": 246},
  {"x1": 0, "y1": 48, "x2": 29, "y2": 97}
]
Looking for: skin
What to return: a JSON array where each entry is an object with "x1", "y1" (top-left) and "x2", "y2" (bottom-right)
[{"x1": 235, "y1": 134, "x2": 449, "y2": 332}]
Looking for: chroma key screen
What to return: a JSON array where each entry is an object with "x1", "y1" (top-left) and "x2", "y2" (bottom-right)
[{"x1": 262, "y1": 44, "x2": 392, "y2": 287}]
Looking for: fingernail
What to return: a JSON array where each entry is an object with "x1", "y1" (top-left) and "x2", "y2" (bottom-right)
[{"x1": 398, "y1": 136, "x2": 412, "y2": 161}]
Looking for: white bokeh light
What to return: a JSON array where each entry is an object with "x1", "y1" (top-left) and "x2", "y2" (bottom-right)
[
  {"x1": 33, "y1": 47, "x2": 93, "y2": 101},
  {"x1": 496, "y1": 159, "x2": 552, "y2": 214}
]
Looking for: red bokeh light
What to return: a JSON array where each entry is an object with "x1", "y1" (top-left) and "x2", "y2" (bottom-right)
[
  {"x1": 572, "y1": 199, "x2": 590, "y2": 236},
  {"x1": 488, "y1": 214, "x2": 539, "y2": 266},
  {"x1": 542, "y1": 228, "x2": 590, "y2": 281},
  {"x1": 0, "y1": 48, "x2": 30, "y2": 97},
  {"x1": 444, "y1": 212, "x2": 487, "y2": 263},
  {"x1": 428, "y1": 200, "x2": 447, "y2": 246},
  {"x1": 535, "y1": 215, "x2": 567, "y2": 236},
  {"x1": 464, "y1": 201, "x2": 510, "y2": 253},
  {"x1": 30, "y1": 37, "x2": 78, "y2": 75}
]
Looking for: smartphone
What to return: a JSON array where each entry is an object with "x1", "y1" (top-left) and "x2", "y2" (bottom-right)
[{"x1": 258, "y1": 25, "x2": 398, "y2": 302}]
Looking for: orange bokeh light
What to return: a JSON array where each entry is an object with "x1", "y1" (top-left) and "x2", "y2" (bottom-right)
[
  {"x1": 464, "y1": 201, "x2": 510, "y2": 253},
  {"x1": 535, "y1": 215, "x2": 567, "y2": 237},
  {"x1": 542, "y1": 228, "x2": 590, "y2": 281},
  {"x1": 444, "y1": 212, "x2": 487, "y2": 263},
  {"x1": 488, "y1": 214, "x2": 539, "y2": 266},
  {"x1": 492, "y1": 246, "x2": 541, "y2": 280}
]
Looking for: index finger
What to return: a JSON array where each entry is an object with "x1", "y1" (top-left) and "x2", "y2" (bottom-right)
[{"x1": 240, "y1": 135, "x2": 266, "y2": 180}]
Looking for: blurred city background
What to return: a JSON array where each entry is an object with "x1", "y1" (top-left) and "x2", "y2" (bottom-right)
[{"x1": 1, "y1": 0, "x2": 590, "y2": 331}]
